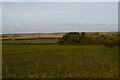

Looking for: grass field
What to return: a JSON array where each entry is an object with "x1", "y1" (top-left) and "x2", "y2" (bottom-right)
[
  {"x1": 2, "y1": 39, "x2": 59, "y2": 44},
  {"x1": 2, "y1": 45, "x2": 118, "y2": 78}
]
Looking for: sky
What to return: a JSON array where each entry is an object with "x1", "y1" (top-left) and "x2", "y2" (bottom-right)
[
  {"x1": 1, "y1": 2, "x2": 119, "y2": 34},
  {"x1": 1, "y1": 0, "x2": 119, "y2": 2}
]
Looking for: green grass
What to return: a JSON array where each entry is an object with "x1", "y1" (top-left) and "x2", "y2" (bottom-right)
[
  {"x1": 2, "y1": 39, "x2": 59, "y2": 44},
  {"x1": 2, "y1": 45, "x2": 118, "y2": 78}
]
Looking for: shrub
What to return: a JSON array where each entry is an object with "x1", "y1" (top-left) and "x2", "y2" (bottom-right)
[
  {"x1": 58, "y1": 32, "x2": 120, "y2": 47},
  {"x1": 58, "y1": 32, "x2": 86, "y2": 45}
]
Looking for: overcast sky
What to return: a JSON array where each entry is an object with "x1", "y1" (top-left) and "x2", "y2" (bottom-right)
[
  {"x1": 1, "y1": 0, "x2": 119, "y2": 2},
  {"x1": 2, "y1": 2, "x2": 118, "y2": 34}
]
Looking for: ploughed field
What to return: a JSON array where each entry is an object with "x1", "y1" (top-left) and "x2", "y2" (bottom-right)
[{"x1": 2, "y1": 45, "x2": 118, "y2": 78}]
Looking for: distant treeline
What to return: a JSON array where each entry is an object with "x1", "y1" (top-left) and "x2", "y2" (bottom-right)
[{"x1": 58, "y1": 32, "x2": 120, "y2": 47}]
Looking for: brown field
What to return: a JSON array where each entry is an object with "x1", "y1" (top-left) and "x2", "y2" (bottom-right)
[{"x1": 1, "y1": 34, "x2": 64, "y2": 40}]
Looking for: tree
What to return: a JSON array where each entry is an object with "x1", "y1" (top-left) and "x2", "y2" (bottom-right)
[{"x1": 58, "y1": 32, "x2": 86, "y2": 45}]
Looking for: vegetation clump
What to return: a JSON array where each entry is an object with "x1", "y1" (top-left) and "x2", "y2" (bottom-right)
[{"x1": 59, "y1": 32, "x2": 120, "y2": 47}]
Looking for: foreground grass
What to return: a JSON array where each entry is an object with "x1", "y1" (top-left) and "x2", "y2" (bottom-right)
[{"x1": 2, "y1": 45, "x2": 118, "y2": 78}]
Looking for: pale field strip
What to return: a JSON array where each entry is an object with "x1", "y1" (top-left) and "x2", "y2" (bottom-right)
[{"x1": 0, "y1": 34, "x2": 64, "y2": 40}]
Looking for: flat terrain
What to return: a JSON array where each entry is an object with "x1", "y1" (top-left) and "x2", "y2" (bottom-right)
[
  {"x1": 2, "y1": 45, "x2": 118, "y2": 78},
  {"x1": 1, "y1": 34, "x2": 64, "y2": 40},
  {"x1": 2, "y1": 39, "x2": 59, "y2": 44}
]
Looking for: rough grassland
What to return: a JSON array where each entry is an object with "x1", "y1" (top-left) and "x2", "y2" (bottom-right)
[{"x1": 2, "y1": 45, "x2": 118, "y2": 78}]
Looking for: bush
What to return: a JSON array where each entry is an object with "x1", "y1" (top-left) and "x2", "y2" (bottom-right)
[
  {"x1": 58, "y1": 32, "x2": 86, "y2": 45},
  {"x1": 58, "y1": 32, "x2": 120, "y2": 47}
]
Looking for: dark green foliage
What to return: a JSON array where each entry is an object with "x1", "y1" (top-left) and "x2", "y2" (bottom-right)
[{"x1": 59, "y1": 32, "x2": 86, "y2": 45}]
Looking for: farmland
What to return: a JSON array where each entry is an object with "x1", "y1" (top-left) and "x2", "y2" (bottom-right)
[
  {"x1": 2, "y1": 45, "x2": 118, "y2": 78},
  {"x1": 2, "y1": 33, "x2": 119, "y2": 78},
  {"x1": 1, "y1": 34, "x2": 64, "y2": 40},
  {"x1": 2, "y1": 39, "x2": 59, "y2": 44},
  {"x1": 2, "y1": 1, "x2": 119, "y2": 79}
]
